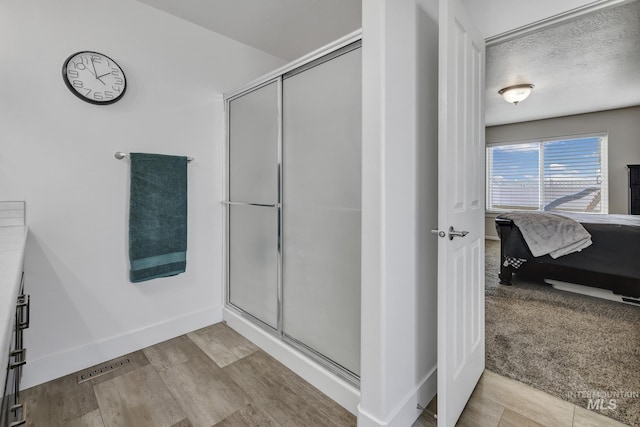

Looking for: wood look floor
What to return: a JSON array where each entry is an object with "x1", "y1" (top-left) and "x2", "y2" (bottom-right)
[
  {"x1": 413, "y1": 371, "x2": 631, "y2": 427},
  {"x1": 22, "y1": 323, "x2": 354, "y2": 427},
  {"x1": 23, "y1": 322, "x2": 631, "y2": 427}
]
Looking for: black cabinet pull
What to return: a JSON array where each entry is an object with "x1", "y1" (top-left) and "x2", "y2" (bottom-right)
[
  {"x1": 9, "y1": 402, "x2": 26, "y2": 426},
  {"x1": 16, "y1": 295, "x2": 29, "y2": 330},
  {"x1": 10, "y1": 349, "x2": 26, "y2": 369}
]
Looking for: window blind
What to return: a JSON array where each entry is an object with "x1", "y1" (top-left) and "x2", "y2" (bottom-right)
[{"x1": 487, "y1": 135, "x2": 608, "y2": 214}]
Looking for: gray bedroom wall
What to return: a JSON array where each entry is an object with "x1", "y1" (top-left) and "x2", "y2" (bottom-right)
[{"x1": 485, "y1": 105, "x2": 640, "y2": 239}]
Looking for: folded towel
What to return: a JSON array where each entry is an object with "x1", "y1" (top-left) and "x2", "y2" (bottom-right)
[
  {"x1": 129, "y1": 153, "x2": 187, "y2": 282},
  {"x1": 499, "y1": 211, "x2": 592, "y2": 259}
]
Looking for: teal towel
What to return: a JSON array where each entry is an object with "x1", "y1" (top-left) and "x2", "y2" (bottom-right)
[{"x1": 129, "y1": 153, "x2": 187, "y2": 282}]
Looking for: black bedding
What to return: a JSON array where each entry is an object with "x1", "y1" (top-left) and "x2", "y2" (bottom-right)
[
  {"x1": 497, "y1": 213, "x2": 640, "y2": 280},
  {"x1": 496, "y1": 214, "x2": 640, "y2": 279}
]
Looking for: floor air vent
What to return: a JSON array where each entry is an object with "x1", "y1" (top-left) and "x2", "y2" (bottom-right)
[{"x1": 77, "y1": 357, "x2": 131, "y2": 383}]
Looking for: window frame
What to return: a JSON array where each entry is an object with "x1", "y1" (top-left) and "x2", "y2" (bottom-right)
[{"x1": 486, "y1": 132, "x2": 609, "y2": 214}]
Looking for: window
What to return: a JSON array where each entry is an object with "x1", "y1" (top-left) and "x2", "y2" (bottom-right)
[{"x1": 486, "y1": 134, "x2": 608, "y2": 214}]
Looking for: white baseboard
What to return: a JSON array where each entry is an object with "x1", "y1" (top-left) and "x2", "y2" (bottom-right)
[
  {"x1": 357, "y1": 366, "x2": 437, "y2": 427},
  {"x1": 22, "y1": 305, "x2": 223, "y2": 389},
  {"x1": 485, "y1": 236, "x2": 499, "y2": 241},
  {"x1": 222, "y1": 307, "x2": 360, "y2": 414}
]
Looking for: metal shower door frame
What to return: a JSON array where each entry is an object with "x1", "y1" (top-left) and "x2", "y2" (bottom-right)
[{"x1": 223, "y1": 31, "x2": 362, "y2": 388}]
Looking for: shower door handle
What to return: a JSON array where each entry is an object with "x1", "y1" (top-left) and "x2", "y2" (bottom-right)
[{"x1": 222, "y1": 201, "x2": 278, "y2": 208}]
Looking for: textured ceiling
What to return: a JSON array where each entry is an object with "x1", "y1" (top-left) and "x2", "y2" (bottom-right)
[
  {"x1": 486, "y1": 0, "x2": 640, "y2": 125},
  {"x1": 136, "y1": 0, "x2": 361, "y2": 60}
]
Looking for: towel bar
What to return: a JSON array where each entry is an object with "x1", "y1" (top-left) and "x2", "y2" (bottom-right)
[{"x1": 114, "y1": 151, "x2": 194, "y2": 162}]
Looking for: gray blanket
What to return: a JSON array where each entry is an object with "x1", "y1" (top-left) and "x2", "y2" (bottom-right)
[{"x1": 498, "y1": 212, "x2": 592, "y2": 259}]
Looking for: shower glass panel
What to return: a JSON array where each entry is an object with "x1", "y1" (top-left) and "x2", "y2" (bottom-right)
[
  {"x1": 229, "y1": 82, "x2": 278, "y2": 204},
  {"x1": 282, "y1": 47, "x2": 362, "y2": 375},
  {"x1": 229, "y1": 205, "x2": 278, "y2": 328},
  {"x1": 227, "y1": 81, "x2": 279, "y2": 329}
]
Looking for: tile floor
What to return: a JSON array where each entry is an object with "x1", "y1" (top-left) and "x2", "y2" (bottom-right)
[{"x1": 23, "y1": 322, "x2": 632, "y2": 426}]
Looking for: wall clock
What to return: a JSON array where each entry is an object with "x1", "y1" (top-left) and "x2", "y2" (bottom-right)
[{"x1": 62, "y1": 51, "x2": 127, "y2": 105}]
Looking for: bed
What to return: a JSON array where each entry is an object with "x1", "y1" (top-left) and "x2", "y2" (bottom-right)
[{"x1": 495, "y1": 212, "x2": 640, "y2": 300}]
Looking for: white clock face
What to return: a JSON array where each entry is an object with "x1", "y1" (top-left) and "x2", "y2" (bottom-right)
[{"x1": 63, "y1": 51, "x2": 126, "y2": 104}]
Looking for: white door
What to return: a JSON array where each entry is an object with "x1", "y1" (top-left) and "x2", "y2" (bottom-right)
[{"x1": 437, "y1": 0, "x2": 486, "y2": 425}]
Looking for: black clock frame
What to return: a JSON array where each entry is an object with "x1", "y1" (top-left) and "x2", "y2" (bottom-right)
[{"x1": 62, "y1": 51, "x2": 127, "y2": 105}]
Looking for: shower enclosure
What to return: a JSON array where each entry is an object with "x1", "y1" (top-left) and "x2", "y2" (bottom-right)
[{"x1": 224, "y1": 37, "x2": 362, "y2": 385}]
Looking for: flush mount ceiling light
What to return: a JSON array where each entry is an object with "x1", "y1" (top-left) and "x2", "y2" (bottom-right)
[{"x1": 498, "y1": 84, "x2": 535, "y2": 105}]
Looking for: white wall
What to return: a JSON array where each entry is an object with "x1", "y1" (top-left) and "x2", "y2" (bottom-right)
[
  {"x1": 485, "y1": 106, "x2": 640, "y2": 238},
  {"x1": 359, "y1": 0, "x2": 439, "y2": 425},
  {"x1": 0, "y1": 0, "x2": 285, "y2": 388}
]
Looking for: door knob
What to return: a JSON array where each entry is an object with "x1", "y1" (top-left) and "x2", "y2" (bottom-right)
[
  {"x1": 431, "y1": 229, "x2": 446, "y2": 238},
  {"x1": 448, "y1": 226, "x2": 469, "y2": 240}
]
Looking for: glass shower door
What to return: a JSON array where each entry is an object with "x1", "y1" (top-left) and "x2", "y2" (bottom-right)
[
  {"x1": 282, "y1": 46, "x2": 362, "y2": 376},
  {"x1": 227, "y1": 81, "x2": 279, "y2": 329}
]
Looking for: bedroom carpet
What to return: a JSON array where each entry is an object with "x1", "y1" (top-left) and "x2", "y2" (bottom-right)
[{"x1": 485, "y1": 239, "x2": 640, "y2": 426}]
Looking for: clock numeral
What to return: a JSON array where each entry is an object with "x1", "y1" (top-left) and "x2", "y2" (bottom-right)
[
  {"x1": 105, "y1": 91, "x2": 114, "y2": 99},
  {"x1": 72, "y1": 80, "x2": 83, "y2": 88},
  {"x1": 114, "y1": 77, "x2": 123, "y2": 85},
  {"x1": 111, "y1": 68, "x2": 120, "y2": 76},
  {"x1": 94, "y1": 92, "x2": 103, "y2": 100},
  {"x1": 75, "y1": 61, "x2": 87, "y2": 71},
  {"x1": 90, "y1": 54, "x2": 102, "y2": 63},
  {"x1": 112, "y1": 86, "x2": 121, "y2": 93},
  {"x1": 68, "y1": 69, "x2": 79, "y2": 78},
  {"x1": 84, "y1": 88, "x2": 92, "y2": 97}
]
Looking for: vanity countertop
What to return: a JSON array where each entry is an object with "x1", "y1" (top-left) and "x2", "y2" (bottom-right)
[{"x1": 0, "y1": 226, "x2": 28, "y2": 381}]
